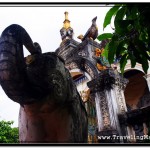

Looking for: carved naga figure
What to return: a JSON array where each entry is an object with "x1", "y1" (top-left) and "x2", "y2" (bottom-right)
[{"x1": 0, "y1": 24, "x2": 88, "y2": 143}]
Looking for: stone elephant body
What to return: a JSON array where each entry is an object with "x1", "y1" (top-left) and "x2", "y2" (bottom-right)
[{"x1": 0, "y1": 24, "x2": 88, "y2": 143}]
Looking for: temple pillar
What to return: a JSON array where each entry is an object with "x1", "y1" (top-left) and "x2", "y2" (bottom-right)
[
  {"x1": 87, "y1": 69, "x2": 137, "y2": 143},
  {"x1": 113, "y1": 70, "x2": 136, "y2": 142}
]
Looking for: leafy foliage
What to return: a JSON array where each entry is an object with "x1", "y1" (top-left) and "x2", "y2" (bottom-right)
[
  {"x1": 0, "y1": 120, "x2": 19, "y2": 143},
  {"x1": 97, "y1": 33, "x2": 113, "y2": 41},
  {"x1": 98, "y1": 4, "x2": 150, "y2": 73}
]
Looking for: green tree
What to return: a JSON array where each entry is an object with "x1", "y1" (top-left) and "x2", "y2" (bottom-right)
[
  {"x1": 0, "y1": 120, "x2": 19, "y2": 143},
  {"x1": 98, "y1": 4, "x2": 150, "y2": 73}
]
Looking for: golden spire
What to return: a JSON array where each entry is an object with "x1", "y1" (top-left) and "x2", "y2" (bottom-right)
[{"x1": 63, "y1": 11, "x2": 71, "y2": 29}]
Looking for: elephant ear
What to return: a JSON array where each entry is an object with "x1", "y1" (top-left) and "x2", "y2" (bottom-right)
[
  {"x1": 46, "y1": 55, "x2": 68, "y2": 104},
  {"x1": 25, "y1": 53, "x2": 68, "y2": 104}
]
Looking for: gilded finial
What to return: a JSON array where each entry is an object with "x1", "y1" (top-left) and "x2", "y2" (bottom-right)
[
  {"x1": 64, "y1": 11, "x2": 69, "y2": 20},
  {"x1": 63, "y1": 11, "x2": 71, "y2": 29},
  {"x1": 60, "y1": 11, "x2": 74, "y2": 40}
]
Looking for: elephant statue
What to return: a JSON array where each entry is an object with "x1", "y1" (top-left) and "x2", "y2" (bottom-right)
[{"x1": 0, "y1": 24, "x2": 88, "y2": 143}]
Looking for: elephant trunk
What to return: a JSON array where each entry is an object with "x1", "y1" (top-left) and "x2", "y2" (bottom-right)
[{"x1": 0, "y1": 24, "x2": 41, "y2": 105}]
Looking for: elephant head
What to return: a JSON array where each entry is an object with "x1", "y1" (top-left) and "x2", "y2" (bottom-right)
[{"x1": 0, "y1": 24, "x2": 88, "y2": 143}]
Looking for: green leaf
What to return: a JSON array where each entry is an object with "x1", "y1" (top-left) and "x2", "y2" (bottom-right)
[
  {"x1": 116, "y1": 41, "x2": 126, "y2": 57},
  {"x1": 141, "y1": 56, "x2": 149, "y2": 74},
  {"x1": 114, "y1": 6, "x2": 126, "y2": 34},
  {"x1": 108, "y1": 40, "x2": 118, "y2": 64},
  {"x1": 97, "y1": 4, "x2": 150, "y2": 74},
  {"x1": 135, "y1": 39, "x2": 150, "y2": 60},
  {"x1": 115, "y1": 20, "x2": 134, "y2": 35},
  {"x1": 103, "y1": 6, "x2": 121, "y2": 30},
  {"x1": 97, "y1": 33, "x2": 113, "y2": 41},
  {"x1": 128, "y1": 52, "x2": 136, "y2": 68},
  {"x1": 139, "y1": 30, "x2": 148, "y2": 42},
  {"x1": 120, "y1": 53, "x2": 128, "y2": 74},
  {"x1": 101, "y1": 43, "x2": 109, "y2": 59},
  {"x1": 127, "y1": 24, "x2": 133, "y2": 31},
  {"x1": 115, "y1": 6, "x2": 126, "y2": 21},
  {"x1": 131, "y1": 6, "x2": 139, "y2": 19}
]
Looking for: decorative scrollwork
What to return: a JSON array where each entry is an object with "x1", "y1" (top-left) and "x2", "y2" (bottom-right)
[
  {"x1": 115, "y1": 85, "x2": 126, "y2": 113},
  {"x1": 99, "y1": 91, "x2": 111, "y2": 128},
  {"x1": 66, "y1": 58, "x2": 98, "y2": 79},
  {"x1": 114, "y1": 72, "x2": 129, "y2": 113},
  {"x1": 84, "y1": 63, "x2": 95, "y2": 79},
  {"x1": 66, "y1": 62, "x2": 78, "y2": 70},
  {"x1": 78, "y1": 51, "x2": 87, "y2": 57},
  {"x1": 115, "y1": 73, "x2": 129, "y2": 90}
]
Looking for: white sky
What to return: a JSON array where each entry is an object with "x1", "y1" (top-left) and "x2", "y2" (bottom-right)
[{"x1": 0, "y1": 6, "x2": 113, "y2": 127}]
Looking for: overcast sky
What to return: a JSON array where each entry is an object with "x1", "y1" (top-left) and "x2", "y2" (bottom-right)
[{"x1": 0, "y1": 6, "x2": 113, "y2": 127}]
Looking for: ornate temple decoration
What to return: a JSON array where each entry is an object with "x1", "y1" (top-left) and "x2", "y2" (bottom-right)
[
  {"x1": 115, "y1": 86, "x2": 126, "y2": 113},
  {"x1": 60, "y1": 12, "x2": 74, "y2": 41},
  {"x1": 84, "y1": 92, "x2": 98, "y2": 143},
  {"x1": 57, "y1": 12, "x2": 150, "y2": 143},
  {"x1": 80, "y1": 89, "x2": 90, "y2": 102},
  {"x1": 63, "y1": 11, "x2": 70, "y2": 29},
  {"x1": 115, "y1": 72, "x2": 129, "y2": 90},
  {"x1": 84, "y1": 63, "x2": 95, "y2": 79},
  {"x1": 114, "y1": 72, "x2": 129, "y2": 114},
  {"x1": 87, "y1": 70, "x2": 116, "y2": 132},
  {"x1": 92, "y1": 48, "x2": 110, "y2": 71},
  {"x1": 95, "y1": 48, "x2": 106, "y2": 71},
  {"x1": 25, "y1": 55, "x2": 35, "y2": 65},
  {"x1": 77, "y1": 50, "x2": 88, "y2": 57},
  {"x1": 99, "y1": 91, "x2": 111, "y2": 129},
  {"x1": 87, "y1": 69, "x2": 130, "y2": 140},
  {"x1": 66, "y1": 58, "x2": 98, "y2": 80},
  {"x1": 87, "y1": 69, "x2": 115, "y2": 93},
  {"x1": 66, "y1": 62, "x2": 78, "y2": 71},
  {"x1": 77, "y1": 16, "x2": 98, "y2": 41}
]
